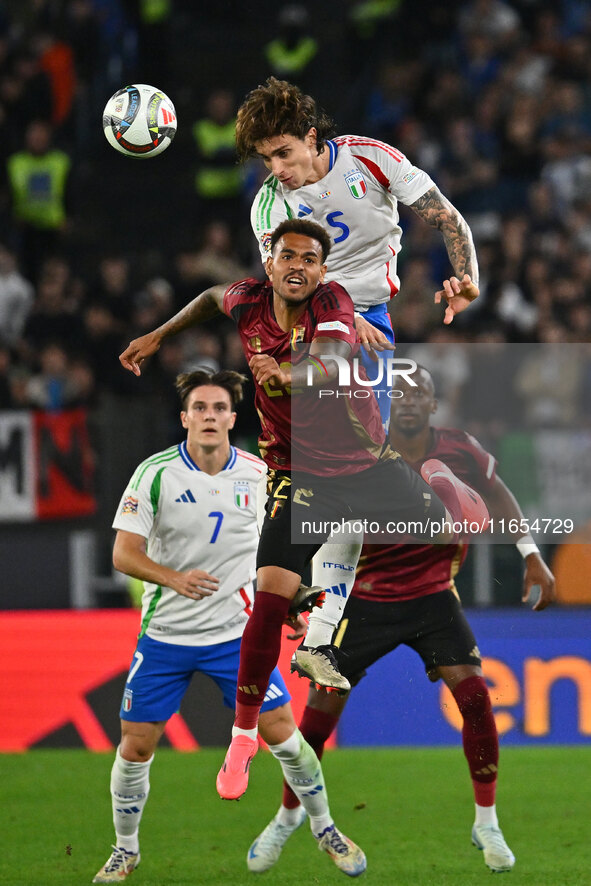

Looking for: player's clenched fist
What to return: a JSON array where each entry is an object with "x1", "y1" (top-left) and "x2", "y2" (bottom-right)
[{"x1": 249, "y1": 354, "x2": 291, "y2": 387}]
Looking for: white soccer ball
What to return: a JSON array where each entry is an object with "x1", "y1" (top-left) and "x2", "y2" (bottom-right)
[{"x1": 102, "y1": 84, "x2": 177, "y2": 158}]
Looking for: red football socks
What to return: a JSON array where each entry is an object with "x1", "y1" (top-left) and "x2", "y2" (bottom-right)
[
  {"x1": 234, "y1": 591, "x2": 290, "y2": 730},
  {"x1": 453, "y1": 675, "x2": 499, "y2": 806}
]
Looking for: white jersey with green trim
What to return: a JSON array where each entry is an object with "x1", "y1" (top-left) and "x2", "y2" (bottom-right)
[
  {"x1": 251, "y1": 135, "x2": 434, "y2": 310},
  {"x1": 112, "y1": 442, "x2": 266, "y2": 646}
]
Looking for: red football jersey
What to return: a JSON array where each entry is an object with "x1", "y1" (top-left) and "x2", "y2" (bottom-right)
[
  {"x1": 223, "y1": 278, "x2": 385, "y2": 474},
  {"x1": 353, "y1": 427, "x2": 497, "y2": 602}
]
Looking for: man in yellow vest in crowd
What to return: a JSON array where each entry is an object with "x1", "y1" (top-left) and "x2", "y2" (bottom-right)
[
  {"x1": 263, "y1": 5, "x2": 318, "y2": 87},
  {"x1": 6, "y1": 119, "x2": 70, "y2": 283},
  {"x1": 192, "y1": 89, "x2": 242, "y2": 229}
]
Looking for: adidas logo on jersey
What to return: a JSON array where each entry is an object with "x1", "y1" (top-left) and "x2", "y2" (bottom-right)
[
  {"x1": 175, "y1": 489, "x2": 196, "y2": 503},
  {"x1": 297, "y1": 204, "x2": 313, "y2": 217}
]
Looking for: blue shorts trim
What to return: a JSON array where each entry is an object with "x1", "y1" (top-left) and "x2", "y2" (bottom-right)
[
  {"x1": 358, "y1": 304, "x2": 395, "y2": 428},
  {"x1": 120, "y1": 634, "x2": 291, "y2": 722}
]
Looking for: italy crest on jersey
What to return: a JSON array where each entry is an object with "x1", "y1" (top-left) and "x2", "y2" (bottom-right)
[
  {"x1": 344, "y1": 169, "x2": 367, "y2": 199},
  {"x1": 234, "y1": 481, "x2": 250, "y2": 509}
]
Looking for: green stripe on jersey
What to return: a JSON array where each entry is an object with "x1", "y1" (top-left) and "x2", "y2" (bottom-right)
[
  {"x1": 257, "y1": 175, "x2": 279, "y2": 229},
  {"x1": 150, "y1": 466, "x2": 166, "y2": 515},
  {"x1": 284, "y1": 200, "x2": 293, "y2": 218},
  {"x1": 130, "y1": 446, "x2": 178, "y2": 490},
  {"x1": 139, "y1": 586, "x2": 162, "y2": 637}
]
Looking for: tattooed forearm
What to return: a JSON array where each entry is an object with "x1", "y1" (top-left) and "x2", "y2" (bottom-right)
[
  {"x1": 410, "y1": 186, "x2": 479, "y2": 285},
  {"x1": 159, "y1": 285, "x2": 226, "y2": 338}
]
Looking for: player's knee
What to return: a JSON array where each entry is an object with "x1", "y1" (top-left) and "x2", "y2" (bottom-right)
[
  {"x1": 120, "y1": 730, "x2": 158, "y2": 762},
  {"x1": 453, "y1": 675, "x2": 492, "y2": 720}
]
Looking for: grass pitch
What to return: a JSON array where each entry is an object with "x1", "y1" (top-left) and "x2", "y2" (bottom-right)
[{"x1": 1, "y1": 747, "x2": 587, "y2": 886}]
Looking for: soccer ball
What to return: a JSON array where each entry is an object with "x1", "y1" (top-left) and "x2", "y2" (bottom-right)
[{"x1": 102, "y1": 84, "x2": 177, "y2": 158}]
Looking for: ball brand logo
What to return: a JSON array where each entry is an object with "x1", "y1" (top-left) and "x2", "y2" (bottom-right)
[
  {"x1": 127, "y1": 92, "x2": 139, "y2": 116},
  {"x1": 147, "y1": 95, "x2": 160, "y2": 128}
]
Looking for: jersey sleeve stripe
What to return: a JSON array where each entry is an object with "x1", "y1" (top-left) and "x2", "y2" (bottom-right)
[
  {"x1": 150, "y1": 466, "x2": 166, "y2": 515},
  {"x1": 318, "y1": 288, "x2": 338, "y2": 312},
  {"x1": 344, "y1": 136, "x2": 404, "y2": 161},
  {"x1": 385, "y1": 245, "x2": 399, "y2": 297},
  {"x1": 255, "y1": 178, "x2": 272, "y2": 229},
  {"x1": 257, "y1": 177, "x2": 279, "y2": 229},
  {"x1": 139, "y1": 586, "x2": 162, "y2": 637},
  {"x1": 236, "y1": 448, "x2": 266, "y2": 470},
  {"x1": 130, "y1": 447, "x2": 179, "y2": 489},
  {"x1": 228, "y1": 300, "x2": 259, "y2": 323},
  {"x1": 354, "y1": 154, "x2": 391, "y2": 189}
]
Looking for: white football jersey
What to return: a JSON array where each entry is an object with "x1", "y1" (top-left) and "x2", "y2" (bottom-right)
[
  {"x1": 113, "y1": 443, "x2": 266, "y2": 646},
  {"x1": 251, "y1": 135, "x2": 434, "y2": 310}
]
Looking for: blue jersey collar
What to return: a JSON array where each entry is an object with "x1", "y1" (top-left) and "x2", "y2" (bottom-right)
[
  {"x1": 178, "y1": 441, "x2": 236, "y2": 472},
  {"x1": 327, "y1": 139, "x2": 338, "y2": 171}
]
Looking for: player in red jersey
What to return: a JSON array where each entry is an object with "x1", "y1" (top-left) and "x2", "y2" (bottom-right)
[
  {"x1": 239, "y1": 77, "x2": 485, "y2": 685},
  {"x1": 119, "y1": 221, "x2": 489, "y2": 801},
  {"x1": 248, "y1": 365, "x2": 555, "y2": 874}
]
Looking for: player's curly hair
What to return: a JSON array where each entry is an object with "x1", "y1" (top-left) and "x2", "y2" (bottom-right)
[
  {"x1": 175, "y1": 369, "x2": 247, "y2": 410},
  {"x1": 270, "y1": 218, "x2": 332, "y2": 263},
  {"x1": 235, "y1": 77, "x2": 336, "y2": 160}
]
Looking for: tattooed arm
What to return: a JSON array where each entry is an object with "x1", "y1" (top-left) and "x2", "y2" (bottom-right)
[
  {"x1": 410, "y1": 185, "x2": 480, "y2": 325},
  {"x1": 119, "y1": 284, "x2": 226, "y2": 375}
]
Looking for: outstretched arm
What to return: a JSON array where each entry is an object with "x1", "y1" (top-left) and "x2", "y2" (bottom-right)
[
  {"x1": 483, "y1": 475, "x2": 556, "y2": 611},
  {"x1": 409, "y1": 186, "x2": 479, "y2": 325},
  {"x1": 119, "y1": 284, "x2": 227, "y2": 375}
]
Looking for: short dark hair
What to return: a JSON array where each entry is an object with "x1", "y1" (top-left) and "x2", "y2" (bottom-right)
[
  {"x1": 270, "y1": 218, "x2": 332, "y2": 262},
  {"x1": 411, "y1": 364, "x2": 436, "y2": 395},
  {"x1": 175, "y1": 369, "x2": 247, "y2": 410},
  {"x1": 236, "y1": 77, "x2": 336, "y2": 161}
]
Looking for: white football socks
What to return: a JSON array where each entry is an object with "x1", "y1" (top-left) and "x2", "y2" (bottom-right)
[
  {"x1": 231, "y1": 725, "x2": 258, "y2": 741},
  {"x1": 110, "y1": 746, "x2": 153, "y2": 853},
  {"x1": 475, "y1": 803, "x2": 499, "y2": 828},
  {"x1": 305, "y1": 540, "x2": 362, "y2": 648},
  {"x1": 268, "y1": 728, "x2": 332, "y2": 836}
]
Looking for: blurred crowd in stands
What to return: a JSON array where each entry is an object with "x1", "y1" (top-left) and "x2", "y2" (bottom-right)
[{"x1": 0, "y1": 0, "x2": 590, "y2": 442}]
